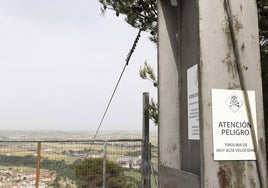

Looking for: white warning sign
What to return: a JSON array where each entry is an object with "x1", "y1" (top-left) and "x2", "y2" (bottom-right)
[
  {"x1": 212, "y1": 89, "x2": 257, "y2": 160},
  {"x1": 187, "y1": 64, "x2": 199, "y2": 140}
]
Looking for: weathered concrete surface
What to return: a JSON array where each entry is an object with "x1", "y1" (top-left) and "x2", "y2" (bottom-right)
[
  {"x1": 180, "y1": 0, "x2": 200, "y2": 175},
  {"x1": 158, "y1": 0, "x2": 268, "y2": 187},
  {"x1": 158, "y1": 2, "x2": 181, "y2": 170},
  {"x1": 159, "y1": 165, "x2": 200, "y2": 188},
  {"x1": 199, "y1": 0, "x2": 268, "y2": 187}
]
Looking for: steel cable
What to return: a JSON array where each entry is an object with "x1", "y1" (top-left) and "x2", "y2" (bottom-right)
[
  {"x1": 223, "y1": 0, "x2": 265, "y2": 187},
  {"x1": 84, "y1": 29, "x2": 142, "y2": 159}
]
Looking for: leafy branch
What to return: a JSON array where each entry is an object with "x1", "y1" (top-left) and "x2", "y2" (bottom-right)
[
  {"x1": 140, "y1": 61, "x2": 158, "y2": 125},
  {"x1": 99, "y1": 0, "x2": 158, "y2": 43},
  {"x1": 139, "y1": 61, "x2": 158, "y2": 87}
]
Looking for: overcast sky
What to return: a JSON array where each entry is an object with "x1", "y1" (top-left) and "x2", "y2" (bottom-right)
[{"x1": 0, "y1": 0, "x2": 157, "y2": 131}]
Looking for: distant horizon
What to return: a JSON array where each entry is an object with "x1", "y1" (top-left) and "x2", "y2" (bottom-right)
[
  {"x1": 0, "y1": 129, "x2": 158, "y2": 132},
  {"x1": 0, "y1": 129, "x2": 158, "y2": 143}
]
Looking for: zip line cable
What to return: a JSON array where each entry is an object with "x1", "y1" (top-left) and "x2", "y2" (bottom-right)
[
  {"x1": 84, "y1": 29, "x2": 142, "y2": 159},
  {"x1": 92, "y1": 29, "x2": 142, "y2": 142},
  {"x1": 224, "y1": 1, "x2": 265, "y2": 187}
]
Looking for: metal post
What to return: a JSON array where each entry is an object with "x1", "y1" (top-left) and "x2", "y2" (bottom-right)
[
  {"x1": 142, "y1": 92, "x2": 150, "y2": 188},
  {"x1": 103, "y1": 141, "x2": 107, "y2": 188},
  {"x1": 149, "y1": 143, "x2": 157, "y2": 187},
  {"x1": 35, "y1": 141, "x2": 41, "y2": 188}
]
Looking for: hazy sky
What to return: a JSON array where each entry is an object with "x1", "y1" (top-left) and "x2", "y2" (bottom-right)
[{"x1": 0, "y1": 0, "x2": 157, "y2": 131}]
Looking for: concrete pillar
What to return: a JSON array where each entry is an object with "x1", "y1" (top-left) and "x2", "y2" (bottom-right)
[
  {"x1": 158, "y1": 2, "x2": 181, "y2": 170},
  {"x1": 199, "y1": 0, "x2": 267, "y2": 187},
  {"x1": 158, "y1": 0, "x2": 268, "y2": 187}
]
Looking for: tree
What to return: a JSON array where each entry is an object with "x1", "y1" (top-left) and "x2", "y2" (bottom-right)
[
  {"x1": 74, "y1": 158, "x2": 127, "y2": 188},
  {"x1": 139, "y1": 61, "x2": 158, "y2": 124},
  {"x1": 99, "y1": 0, "x2": 158, "y2": 125},
  {"x1": 50, "y1": 176, "x2": 61, "y2": 187},
  {"x1": 99, "y1": 1, "x2": 268, "y2": 129},
  {"x1": 99, "y1": 0, "x2": 157, "y2": 43}
]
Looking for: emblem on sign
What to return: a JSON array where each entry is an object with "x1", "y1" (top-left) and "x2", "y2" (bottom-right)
[{"x1": 225, "y1": 93, "x2": 243, "y2": 113}]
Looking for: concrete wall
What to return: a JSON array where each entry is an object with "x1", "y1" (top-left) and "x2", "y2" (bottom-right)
[
  {"x1": 180, "y1": 0, "x2": 200, "y2": 175},
  {"x1": 158, "y1": 2, "x2": 181, "y2": 170},
  {"x1": 199, "y1": 0, "x2": 267, "y2": 187},
  {"x1": 158, "y1": 0, "x2": 268, "y2": 187}
]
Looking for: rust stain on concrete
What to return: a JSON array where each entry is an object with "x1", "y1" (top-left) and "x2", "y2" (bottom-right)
[
  {"x1": 222, "y1": 19, "x2": 236, "y2": 78},
  {"x1": 233, "y1": 15, "x2": 243, "y2": 33},
  {"x1": 218, "y1": 166, "x2": 227, "y2": 188},
  {"x1": 218, "y1": 162, "x2": 247, "y2": 188},
  {"x1": 232, "y1": 161, "x2": 245, "y2": 188},
  {"x1": 227, "y1": 83, "x2": 240, "y2": 89},
  {"x1": 250, "y1": 177, "x2": 257, "y2": 188},
  {"x1": 163, "y1": 183, "x2": 177, "y2": 188}
]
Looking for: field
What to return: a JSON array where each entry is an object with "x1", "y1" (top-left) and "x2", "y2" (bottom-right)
[{"x1": 0, "y1": 130, "x2": 158, "y2": 187}]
